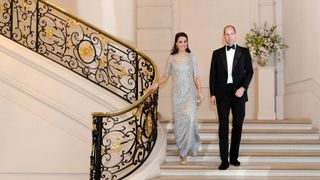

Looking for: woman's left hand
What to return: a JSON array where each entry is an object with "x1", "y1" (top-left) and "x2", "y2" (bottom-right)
[{"x1": 197, "y1": 91, "x2": 204, "y2": 103}]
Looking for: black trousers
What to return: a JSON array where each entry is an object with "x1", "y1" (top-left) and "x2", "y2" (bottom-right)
[{"x1": 216, "y1": 85, "x2": 246, "y2": 163}]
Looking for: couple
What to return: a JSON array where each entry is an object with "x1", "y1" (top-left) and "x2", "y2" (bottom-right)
[{"x1": 148, "y1": 25, "x2": 254, "y2": 170}]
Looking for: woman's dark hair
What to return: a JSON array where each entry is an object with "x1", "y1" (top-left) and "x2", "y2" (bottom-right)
[{"x1": 170, "y1": 32, "x2": 191, "y2": 55}]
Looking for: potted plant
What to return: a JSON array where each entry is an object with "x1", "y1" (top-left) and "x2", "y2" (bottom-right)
[{"x1": 245, "y1": 23, "x2": 288, "y2": 66}]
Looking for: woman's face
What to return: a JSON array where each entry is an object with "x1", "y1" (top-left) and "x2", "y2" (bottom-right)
[{"x1": 176, "y1": 36, "x2": 188, "y2": 52}]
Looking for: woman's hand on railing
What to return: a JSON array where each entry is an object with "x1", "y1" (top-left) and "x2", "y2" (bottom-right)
[{"x1": 146, "y1": 83, "x2": 159, "y2": 93}]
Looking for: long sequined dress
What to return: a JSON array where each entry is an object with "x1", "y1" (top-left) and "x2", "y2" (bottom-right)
[{"x1": 164, "y1": 53, "x2": 200, "y2": 157}]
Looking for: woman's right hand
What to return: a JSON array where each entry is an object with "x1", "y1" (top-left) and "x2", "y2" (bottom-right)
[{"x1": 146, "y1": 83, "x2": 159, "y2": 92}]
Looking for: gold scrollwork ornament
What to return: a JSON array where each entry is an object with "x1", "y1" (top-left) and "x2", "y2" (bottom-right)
[
  {"x1": 145, "y1": 113, "x2": 153, "y2": 137},
  {"x1": 110, "y1": 137, "x2": 121, "y2": 152},
  {"x1": 46, "y1": 29, "x2": 54, "y2": 39}
]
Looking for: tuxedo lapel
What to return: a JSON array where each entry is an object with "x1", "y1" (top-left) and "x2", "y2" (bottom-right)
[
  {"x1": 221, "y1": 47, "x2": 228, "y2": 73},
  {"x1": 232, "y1": 45, "x2": 241, "y2": 73}
]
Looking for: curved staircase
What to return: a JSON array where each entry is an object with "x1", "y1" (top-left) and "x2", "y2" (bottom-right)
[{"x1": 149, "y1": 118, "x2": 320, "y2": 180}]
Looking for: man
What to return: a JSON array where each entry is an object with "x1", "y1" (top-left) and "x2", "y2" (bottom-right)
[{"x1": 209, "y1": 25, "x2": 253, "y2": 170}]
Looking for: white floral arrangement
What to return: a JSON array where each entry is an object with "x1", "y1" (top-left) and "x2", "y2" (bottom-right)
[{"x1": 245, "y1": 23, "x2": 288, "y2": 66}]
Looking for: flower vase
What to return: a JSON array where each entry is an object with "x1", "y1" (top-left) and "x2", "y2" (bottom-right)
[{"x1": 256, "y1": 53, "x2": 275, "y2": 67}]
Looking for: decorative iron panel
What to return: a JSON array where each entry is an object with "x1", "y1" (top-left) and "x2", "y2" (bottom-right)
[
  {"x1": 0, "y1": 0, "x2": 156, "y2": 103},
  {"x1": 91, "y1": 92, "x2": 159, "y2": 180}
]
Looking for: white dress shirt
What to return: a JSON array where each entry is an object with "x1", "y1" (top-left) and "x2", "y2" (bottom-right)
[{"x1": 226, "y1": 44, "x2": 236, "y2": 84}]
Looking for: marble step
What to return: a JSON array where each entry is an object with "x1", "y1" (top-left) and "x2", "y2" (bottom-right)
[
  {"x1": 167, "y1": 139, "x2": 320, "y2": 144},
  {"x1": 166, "y1": 150, "x2": 320, "y2": 157},
  {"x1": 157, "y1": 162, "x2": 320, "y2": 177},
  {"x1": 163, "y1": 123, "x2": 314, "y2": 130},
  {"x1": 161, "y1": 119, "x2": 314, "y2": 130},
  {"x1": 166, "y1": 128, "x2": 319, "y2": 134},
  {"x1": 165, "y1": 149, "x2": 320, "y2": 163},
  {"x1": 160, "y1": 119, "x2": 312, "y2": 124},
  {"x1": 149, "y1": 175, "x2": 320, "y2": 180},
  {"x1": 166, "y1": 139, "x2": 320, "y2": 151},
  {"x1": 164, "y1": 156, "x2": 320, "y2": 163},
  {"x1": 167, "y1": 132, "x2": 320, "y2": 140},
  {"x1": 160, "y1": 162, "x2": 320, "y2": 170}
]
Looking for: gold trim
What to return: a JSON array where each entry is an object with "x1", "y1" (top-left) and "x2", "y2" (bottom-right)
[
  {"x1": 146, "y1": 113, "x2": 153, "y2": 137},
  {"x1": 99, "y1": 56, "x2": 107, "y2": 68},
  {"x1": 79, "y1": 44, "x2": 94, "y2": 58},
  {"x1": 38, "y1": 0, "x2": 159, "y2": 117},
  {"x1": 67, "y1": 39, "x2": 73, "y2": 48},
  {"x1": 21, "y1": 2, "x2": 29, "y2": 9},
  {"x1": 46, "y1": 28, "x2": 54, "y2": 39},
  {"x1": 120, "y1": 68, "x2": 129, "y2": 77},
  {"x1": 110, "y1": 137, "x2": 122, "y2": 151},
  {"x1": 137, "y1": 129, "x2": 142, "y2": 144}
]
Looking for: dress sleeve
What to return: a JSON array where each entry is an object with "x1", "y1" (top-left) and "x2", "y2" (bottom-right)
[
  {"x1": 192, "y1": 54, "x2": 199, "y2": 77},
  {"x1": 163, "y1": 55, "x2": 172, "y2": 77}
]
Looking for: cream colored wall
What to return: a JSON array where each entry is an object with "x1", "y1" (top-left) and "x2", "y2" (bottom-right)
[
  {"x1": 282, "y1": 0, "x2": 320, "y2": 128},
  {"x1": 0, "y1": 35, "x2": 129, "y2": 179},
  {"x1": 47, "y1": 0, "x2": 136, "y2": 45},
  {"x1": 174, "y1": 0, "x2": 259, "y2": 119},
  {"x1": 137, "y1": 0, "x2": 280, "y2": 120}
]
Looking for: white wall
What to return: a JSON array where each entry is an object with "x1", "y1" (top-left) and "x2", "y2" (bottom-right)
[
  {"x1": 282, "y1": 0, "x2": 320, "y2": 128},
  {"x1": 47, "y1": 0, "x2": 136, "y2": 45},
  {"x1": 137, "y1": 0, "x2": 267, "y2": 119},
  {"x1": 0, "y1": 35, "x2": 127, "y2": 179}
]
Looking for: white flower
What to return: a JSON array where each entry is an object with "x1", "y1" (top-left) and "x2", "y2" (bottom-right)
[{"x1": 245, "y1": 23, "x2": 288, "y2": 66}]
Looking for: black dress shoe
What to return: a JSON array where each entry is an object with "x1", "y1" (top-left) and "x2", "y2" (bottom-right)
[
  {"x1": 230, "y1": 159, "x2": 241, "y2": 166},
  {"x1": 218, "y1": 162, "x2": 229, "y2": 170}
]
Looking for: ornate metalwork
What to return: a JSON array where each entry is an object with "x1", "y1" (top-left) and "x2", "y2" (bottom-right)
[
  {"x1": 91, "y1": 92, "x2": 159, "y2": 180},
  {"x1": 0, "y1": 1, "x2": 159, "y2": 179},
  {"x1": 0, "y1": 0, "x2": 156, "y2": 103}
]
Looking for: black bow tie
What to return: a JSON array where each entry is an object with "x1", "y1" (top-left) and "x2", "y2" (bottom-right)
[{"x1": 227, "y1": 44, "x2": 235, "y2": 51}]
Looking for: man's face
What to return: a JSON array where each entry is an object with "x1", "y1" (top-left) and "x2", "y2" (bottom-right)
[{"x1": 224, "y1": 27, "x2": 236, "y2": 45}]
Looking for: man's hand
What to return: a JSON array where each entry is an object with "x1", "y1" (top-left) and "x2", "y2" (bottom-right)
[
  {"x1": 211, "y1": 96, "x2": 216, "y2": 105},
  {"x1": 235, "y1": 87, "x2": 245, "y2": 98}
]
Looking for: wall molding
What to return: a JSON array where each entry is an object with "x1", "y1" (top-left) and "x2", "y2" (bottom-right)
[{"x1": 285, "y1": 78, "x2": 320, "y2": 100}]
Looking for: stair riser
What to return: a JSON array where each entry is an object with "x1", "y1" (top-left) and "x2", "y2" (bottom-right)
[
  {"x1": 163, "y1": 124, "x2": 313, "y2": 130},
  {"x1": 164, "y1": 157, "x2": 320, "y2": 163},
  {"x1": 167, "y1": 134, "x2": 320, "y2": 140},
  {"x1": 160, "y1": 170, "x2": 320, "y2": 177},
  {"x1": 167, "y1": 144, "x2": 320, "y2": 151}
]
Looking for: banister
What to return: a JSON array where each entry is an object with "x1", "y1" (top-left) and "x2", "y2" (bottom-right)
[{"x1": 0, "y1": 0, "x2": 160, "y2": 179}]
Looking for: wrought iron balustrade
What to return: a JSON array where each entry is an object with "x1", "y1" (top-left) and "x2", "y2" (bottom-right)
[
  {"x1": 91, "y1": 91, "x2": 159, "y2": 179},
  {"x1": 0, "y1": 0, "x2": 156, "y2": 103},
  {"x1": 0, "y1": 0, "x2": 159, "y2": 179}
]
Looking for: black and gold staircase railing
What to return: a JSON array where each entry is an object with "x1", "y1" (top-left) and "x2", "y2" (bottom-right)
[{"x1": 0, "y1": 0, "x2": 159, "y2": 179}]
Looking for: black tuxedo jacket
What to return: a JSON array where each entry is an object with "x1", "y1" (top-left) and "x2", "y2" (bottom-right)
[{"x1": 209, "y1": 45, "x2": 253, "y2": 102}]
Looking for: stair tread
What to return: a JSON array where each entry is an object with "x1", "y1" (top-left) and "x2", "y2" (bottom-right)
[
  {"x1": 160, "y1": 162, "x2": 320, "y2": 170},
  {"x1": 149, "y1": 176, "x2": 320, "y2": 180},
  {"x1": 160, "y1": 118, "x2": 312, "y2": 124},
  {"x1": 167, "y1": 128, "x2": 319, "y2": 134},
  {"x1": 166, "y1": 150, "x2": 320, "y2": 157},
  {"x1": 156, "y1": 119, "x2": 320, "y2": 179},
  {"x1": 167, "y1": 139, "x2": 320, "y2": 144}
]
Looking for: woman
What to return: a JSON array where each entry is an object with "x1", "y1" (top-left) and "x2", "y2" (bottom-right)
[{"x1": 148, "y1": 32, "x2": 203, "y2": 165}]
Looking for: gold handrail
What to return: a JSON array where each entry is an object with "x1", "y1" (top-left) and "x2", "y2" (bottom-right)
[{"x1": 40, "y1": 0, "x2": 159, "y2": 116}]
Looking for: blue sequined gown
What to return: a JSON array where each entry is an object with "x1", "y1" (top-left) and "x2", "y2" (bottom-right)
[{"x1": 164, "y1": 53, "x2": 200, "y2": 157}]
